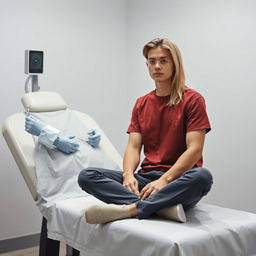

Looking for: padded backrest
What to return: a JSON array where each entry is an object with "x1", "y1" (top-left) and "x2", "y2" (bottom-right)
[
  {"x1": 2, "y1": 113, "x2": 37, "y2": 199},
  {"x1": 2, "y1": 92, "x2": 122, "y2": 201}
]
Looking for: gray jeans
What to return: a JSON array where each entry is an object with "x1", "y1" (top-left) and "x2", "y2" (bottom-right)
[{"x1": 78, "y1": 167, "x2": 213, "y2": 219}]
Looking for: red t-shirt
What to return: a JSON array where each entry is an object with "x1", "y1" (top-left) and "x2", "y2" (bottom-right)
[{"x1": 127, "y1": 89, "x2": 211, "y2": 173}]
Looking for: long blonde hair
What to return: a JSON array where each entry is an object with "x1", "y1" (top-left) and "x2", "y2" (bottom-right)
[{"x1": 143, "y1": 38, "x2": 187, "y2": 106}]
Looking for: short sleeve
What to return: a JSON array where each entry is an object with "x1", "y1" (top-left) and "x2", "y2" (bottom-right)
[
  {"x1": 186, "y1": 96, "x2": 211, "y2": 133},
  {"x1": 127, "y1": 100, "x2": 141, "y2": 133}
]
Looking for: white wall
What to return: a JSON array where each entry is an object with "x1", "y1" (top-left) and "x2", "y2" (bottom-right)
[
  {"x1": 126, "y1": 0, "x2": 256, "y2": 212},
  {"x1": 1, "y1": 0, "x2": 256, "y2": 242},
  {"x1": 0, "y1": 0, "x2": 127, "y2": 240}
]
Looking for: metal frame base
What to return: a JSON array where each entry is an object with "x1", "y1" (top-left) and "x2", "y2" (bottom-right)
[{"x1": 39, "y1": 217, "x2": 80, "y2": 256}]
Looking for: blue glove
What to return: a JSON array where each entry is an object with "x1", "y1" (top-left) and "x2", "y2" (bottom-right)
[
  {"x1": 53, "y1": 136, "x2": 79, "y2": 154},
  {"x1": 87, "y1": 129, "x2": 101, "y2": 147},
  {"x1": 25, "y1": 115, "x2": 45, "y2": 136}
]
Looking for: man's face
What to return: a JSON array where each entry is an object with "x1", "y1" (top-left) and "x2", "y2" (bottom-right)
[{"x1": 146, "y1": 46, "x2": 174, "y2": 83}]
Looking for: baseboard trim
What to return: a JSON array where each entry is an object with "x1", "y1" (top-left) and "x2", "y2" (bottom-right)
[{"x1": 0, "y1": 233, "x2": 40, "y2": 253}]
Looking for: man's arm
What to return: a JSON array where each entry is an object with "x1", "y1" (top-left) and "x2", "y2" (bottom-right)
[
  {"x1": 122, "y1": 132, "x2": 142, "y2": 195},
  {"x1": 140, "y1": 129, "x2": 206, "y2": 199},
  {"x1": 160, "y1": 129, "x2": 206, "y2": 183}
]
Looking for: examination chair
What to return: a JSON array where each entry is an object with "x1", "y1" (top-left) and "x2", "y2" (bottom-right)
[
  {"x1": 2, "y1": 91, "x2": 121, "y2": 256},
  {"x1": 2, "y1": 91, "x2": 256, "y2": 256}
]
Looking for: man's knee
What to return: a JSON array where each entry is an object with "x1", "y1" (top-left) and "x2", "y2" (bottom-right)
[
  {"x1": 192, "y1": 167, "x2": 213, "y2": 188},
  {"x1": 78, "y1": 168, "x2": 102, "y2": 188}
]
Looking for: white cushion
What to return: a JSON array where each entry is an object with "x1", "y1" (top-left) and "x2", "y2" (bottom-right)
[{"x1": 21, "y1": 91, "x2": 67, "y2": 112}]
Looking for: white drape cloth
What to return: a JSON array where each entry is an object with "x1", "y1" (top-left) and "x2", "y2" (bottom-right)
[
  {"x1": 33, "y1": 109, "x2": 121, "y2": 219},
  {"x1": 48, "y1": 199, "x2": 256, "y2": 256}
]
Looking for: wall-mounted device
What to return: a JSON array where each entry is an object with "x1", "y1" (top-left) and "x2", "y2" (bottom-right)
[
  {"x1": 24, "y1": 50, "x2": 44, "y2": 93},
  {"x1": 25, "y1": 50, "x2": 44, "y2": 74}
]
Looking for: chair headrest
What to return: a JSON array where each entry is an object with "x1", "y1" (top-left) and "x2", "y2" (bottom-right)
[{"x1": 21, "y1": 91, "x2": 67, "y2": 112}]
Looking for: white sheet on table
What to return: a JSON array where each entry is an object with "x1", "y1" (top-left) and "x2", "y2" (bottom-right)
[
  {"x1": 33, "y1": 109, "x2": 121, "y2": 219},
  {"x1": 47, "y1": 200, "x2": 256, "y2": 256}
]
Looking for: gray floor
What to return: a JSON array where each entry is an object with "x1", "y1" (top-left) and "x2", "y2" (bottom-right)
[{"x1": 0, "y1": 243, "x2": 88, "y2": 256}]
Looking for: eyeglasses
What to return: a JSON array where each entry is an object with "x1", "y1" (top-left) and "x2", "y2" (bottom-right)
[{"x1": 147, "y1": 57, "x2": 172, "y2": 66}]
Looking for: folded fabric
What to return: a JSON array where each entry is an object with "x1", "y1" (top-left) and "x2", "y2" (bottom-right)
[{"x1": 38, "y1": 124, "x2": 60, "y2": 148}]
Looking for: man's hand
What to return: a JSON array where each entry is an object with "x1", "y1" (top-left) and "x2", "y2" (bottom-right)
[
  {"x1": 139, "y1": 178, "x2": 168, "y2": 200},
  {"x1": 123, "y1": 173, "x2": 139, "y2": 196}
]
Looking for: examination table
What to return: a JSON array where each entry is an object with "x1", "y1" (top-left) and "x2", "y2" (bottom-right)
[{"x1": 2, "y1": 91, "x2": 256, "y2": 256}]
